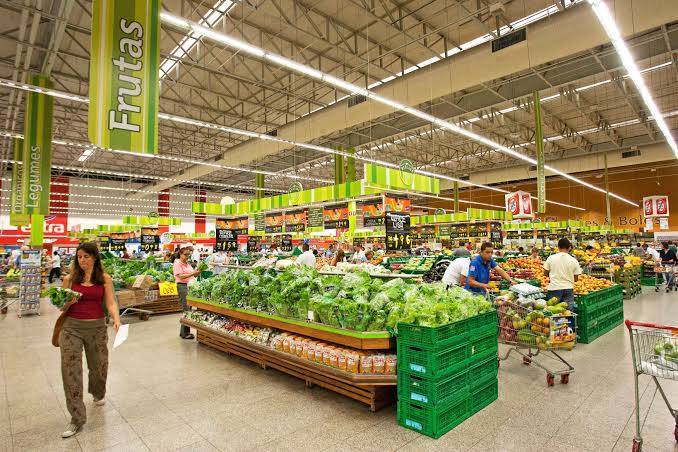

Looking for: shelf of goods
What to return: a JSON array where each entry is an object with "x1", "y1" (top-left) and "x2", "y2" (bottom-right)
[
  {"x1": 396, "y1": 311, "x2": 498, "y2": 438},
  {"x1": 614, "y1": 266, "x2": 641, "y2": 300},
  {"x1": 185, "y1": 298, "x2": 396, "y2": 411},
  {"x1": 574, "y1": 284, "x2": 624, "y2": 344},
  {"x1": 116, "y1": 288, "x2": 181, "y2": 318}
]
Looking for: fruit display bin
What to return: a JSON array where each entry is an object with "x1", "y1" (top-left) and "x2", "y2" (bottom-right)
[
  {"x1": 397, "y1": 310, "x2": 495, "y2": 350},
  {"x1": 577, "y1": 305, "x2": 624, "y2": 344}
]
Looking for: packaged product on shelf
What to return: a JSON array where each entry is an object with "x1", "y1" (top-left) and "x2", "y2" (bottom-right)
[
  {"x1": 346, "y1": 352, "x2": 359, "y2": 373},
  {"x1": 372, "y1": 355, "x2": 385, "y2": 374},
  {"x1": 315, "y1": 343, "x2": 325, "y2": 363},
  {"x1": 360, "y1": 355, "x2": 373, "y2": 374},
  {"x1": 385, "y1": 355, "x2": 397, "y2": 375},
  {"x1": 329, "y1": 348, "x2": 339, "y2": 368},
  {"x1": 338, "y1": 351, "x2": 347, "y2": 371}
]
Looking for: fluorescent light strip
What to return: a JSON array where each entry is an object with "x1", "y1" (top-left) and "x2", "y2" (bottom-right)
[
  {"x1": 588, "y1": 0, "x2": 678, "y2": 158},
  {"x1": 158, "y1": 11, "x2": 637, "y2": 206}
]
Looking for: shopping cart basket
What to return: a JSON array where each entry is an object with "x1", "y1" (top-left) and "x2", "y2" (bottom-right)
[
  {"x1": 626, "y1": 320, "x2": 677, "y2": 451},
  {"x1": 0, "y1": 277, "x2": 20, "y2": 314},
  {"x1": 493, "y1": 293, "x2": 576, "y2": 386}
]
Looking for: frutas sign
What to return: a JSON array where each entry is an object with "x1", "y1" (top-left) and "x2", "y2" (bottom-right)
[
  {"x1": 505, "y1": 191, "x2": 533, "y2": 219},
  {"x1": 89, "y1": 0, "x2": 160, "y2": 154}
]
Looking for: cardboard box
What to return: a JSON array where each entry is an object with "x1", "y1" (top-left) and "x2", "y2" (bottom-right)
[
  {"x1": 132, "y1": 275, "x2": 154, "y2": 290},
  {"x1": 116, "y1": 289, "x2": 138, "y2": 308}
]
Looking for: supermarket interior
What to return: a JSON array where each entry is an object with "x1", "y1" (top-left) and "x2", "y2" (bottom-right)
[{"x1": 0, "y1": 0, "x2": 677, "y2": 451}]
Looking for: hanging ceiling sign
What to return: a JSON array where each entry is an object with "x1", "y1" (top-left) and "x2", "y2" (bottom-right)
[
  {"x1": 88, "y1": 0, "x2": 160, "y2": 154},
  {"x1": 140, "y1": 227, "x2": 159, "y2": 252},
  {"x1": 215, "y1": 219, "x2": 238, "y2": 252},
  {"x1": 284, "y1": 210, "x2": 306, "y2": 233},
  {"x1": 323, "y1": 204, "x2": 349, "y2": 229},
  {"x1": 385, "y1": 212, "x2": 411, "y2": 251},
  {"x1": 265, "y1": 213, "x2": 284, "y2": 234},
  {"x1": 643, "y1": 196, "x2": 669, "y2": 218},
  {"x1": 505, "y1": 191, "x2": 533, "y2": 219},
  {"x1": 362, "y1": 201, "x2": 384, "y2": 227}
]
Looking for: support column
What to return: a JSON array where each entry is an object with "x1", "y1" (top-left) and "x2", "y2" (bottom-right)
[
  {"x1": 194, "y1": 189, "x2": 206, "y2": 234},
  {"x1": 453, "y1": 181, "x2": 459, "y2": 213},
  {"x1": 533, "y1": 91, "x2": 546, "y2": 214},
  {"x1": 346, "y1": 148, "x2": 356, "y2": 183},
  {"x1": 255, "y1": 173, "x2": 265, "y2": 199},
  {"x1": 604, "y1": 152, "x2": 611, "y2": 225},
  {"x1": 334, "y1": 150, "x2": 345, "y2": 184}
]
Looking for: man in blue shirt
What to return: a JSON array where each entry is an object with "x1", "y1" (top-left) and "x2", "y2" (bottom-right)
[{"x1": 465, "y1": 242, "x2": 515, "y2": 293}]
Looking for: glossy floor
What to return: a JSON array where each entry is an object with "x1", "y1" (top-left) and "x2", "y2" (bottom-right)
[{"x1": 0, "y1": 288, "x2": 676, "y2": 451}]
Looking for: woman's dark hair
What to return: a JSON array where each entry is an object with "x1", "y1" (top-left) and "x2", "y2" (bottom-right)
[
  {"x1": 336, "y1": 249, "x2": 345, "y2": 262},
  {"x1": 71, "y1": 242, "x2": 106, "y2": 285}
]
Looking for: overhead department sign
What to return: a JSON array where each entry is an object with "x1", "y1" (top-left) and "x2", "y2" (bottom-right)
[{"x1": 89, "y1": 0, "x2": 160, "y2": 154}]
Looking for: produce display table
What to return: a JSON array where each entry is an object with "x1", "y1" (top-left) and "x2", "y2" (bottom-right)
[
  {"x1": 186, "y1": 297, "x2": 396, "y2": 411},
  {"x1": 116, "y1": 289, "x2": 182, "y2": 319}
]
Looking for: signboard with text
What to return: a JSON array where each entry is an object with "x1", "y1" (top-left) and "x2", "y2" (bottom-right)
[
  {"x1": 284, "y1": 209, "x2": 306, "y2": 233},
  {"x1": 385, "y1": 212, "x2": 411, "y2": 251},
  {"x1": 323, "y1": 204, "x2": 349, "y2": 229},
  {"x1": 140, "y1": 227, "x2": 159, "y2": 252}
]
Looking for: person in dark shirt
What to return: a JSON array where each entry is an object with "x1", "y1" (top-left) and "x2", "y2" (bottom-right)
[{"x1": 659, "y1": 242, "x2": 677, "y2": 292}]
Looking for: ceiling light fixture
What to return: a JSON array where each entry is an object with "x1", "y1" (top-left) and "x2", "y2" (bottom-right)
[{"x1": 587, "y1": 0, "x2": 678, "y2": 158}]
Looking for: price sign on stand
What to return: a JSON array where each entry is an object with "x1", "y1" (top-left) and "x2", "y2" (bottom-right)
[
  {"x1": 247, "y1": 236, "x2": 261, "y2": 253},
  {"x1": 385, "y1": 212, "x2": 411, "y2": 251},
  {"x1": 140, "y1": 227, "x2": 160, "y2": 252},
  {"x1": 215, "y1": 228, "x2": 238, "y2": 252},
  {"x1": 158, "y1": 281, "x2": 178, "y2": 296},
  {"x1": 109, "y1": 238, "x2": 126, "y2": 252},
  {"x1": 280, "y1": 235, "x2": 293, "y2": 252}
]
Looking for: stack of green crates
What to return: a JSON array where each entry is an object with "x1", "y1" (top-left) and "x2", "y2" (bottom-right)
[
  {"x1": 641, "y1": 261, "x2": 658, "y2": 286},
  {"x1": 575, "y1": 285, "x2": 624, "y2": 344},
  {"x1": 614, "y1": 266, "x2": 641, "y2": 299},
  {"x1": 396, "y1": 311, "x2": 498, "y2": 439}
]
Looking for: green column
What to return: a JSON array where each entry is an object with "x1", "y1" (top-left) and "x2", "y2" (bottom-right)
[
  {"x1": 453, "y1": 181, "x2": 459, "y2": 213},
  {"x1": 30, "y1": 214, "x2": 44, "y2": 247},
  {"x1": 604, "y1": 152, "x2": 611, "y2": 224},
  {"x1": 255, "y1": 173, "x2": 265, "y2": 199},
  {"x1": 21, "y1": 74, "x2": 54, "y2": 215},
  {"x1": 533, "y1": 91, "x2": 546, "y2": 214},
  {"x1": 334, "y1": 149, "x2": 345, "y2": 184},
  {"x1": 9, "y1": 138, "x2": 29, "y2": 226},
  {"x1": 346, "y1": 148, "x2": 356, "y2": 182}
]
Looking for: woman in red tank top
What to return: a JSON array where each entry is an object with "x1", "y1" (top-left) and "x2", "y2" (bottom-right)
[{"x1": 58, "y1": 242, "x2": 121, "y2": 439}]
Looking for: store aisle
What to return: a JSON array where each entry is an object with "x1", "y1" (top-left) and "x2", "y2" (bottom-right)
[{"x1": 0, "y1": 289, "x2": 676, "y2": 452}]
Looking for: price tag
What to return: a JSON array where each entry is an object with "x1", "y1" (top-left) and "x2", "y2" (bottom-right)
[{"x1": 158, "y1": 281, "x2": 178, "y2": 296}]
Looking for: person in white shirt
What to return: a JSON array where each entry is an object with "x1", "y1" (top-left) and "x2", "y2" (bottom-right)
[
  {"x1": 442, "y1": 257, "x2": 471, "y2": 287},
  {"x1": 209, "y1": 250, "x2": 229, "y2": 275},
  {"x1": 351, "y1": 245, "x2": 367, "y2": 263},
  {"x1": 643, "y1": 243, "x2": 660, "y2": 261},
  {"x1": 49, "y1": 251, "x2": 62, "y2": 283},
  {"x1": 542, "y1": 238, "x2": 582, "y2": 309},
  {"x1": 296, "y1": 243, "x2": 316, "y2": 268}
]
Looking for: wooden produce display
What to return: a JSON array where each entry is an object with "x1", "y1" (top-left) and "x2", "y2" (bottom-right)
[{"x1": 185, "y1": 298, "x2": 397, "y2": 411}]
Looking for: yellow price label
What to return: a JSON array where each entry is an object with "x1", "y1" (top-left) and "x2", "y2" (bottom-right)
[{"x1": 158, "y1": 281, "x2": 178, "y2": 296}]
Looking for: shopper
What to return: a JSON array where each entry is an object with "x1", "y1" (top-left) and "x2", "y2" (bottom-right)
[
  {"x1": 643, "y1": 243, "x2": 660, "y2": 261},
  {"x1": 659, "y1": 242, "x2": 677, "y2": 292},
  {"x1": 518, "y1": 247, "x2": 525, "y2": 255},
  {"x1": 296, "y1": 243, "x2": 316, "y2": 267},
  {"x1": 466, "y1": 242, "x2": 515, "y2": 293},
  {"x1": 325, "y1": 243, "x2": 335, "y2": 258},
  {"x1": 530, "y1": 247, "x2": 540, "y2": 260},
  {"x1": 49, "y1": 251, "x2": 62, "y2": 284},
  {"x1": 352, "y1": 245, "x2": 367, "y2": 263},
  {"x1": 632, "y1": 243, "x2": 645, "y2": 257},
  {"x1": 453, "y1": 242, "x2": 471, "y2": 257},
  {"x1": 174, "y1": 244, "x2": 200, "y2": 339},
  {"x1": 331, "y1": 249, "x2": 346, "y2": 266},
  {"x1": 365, "y1": 250, "x2": 374, "y2": 263},
  {"x1": 59, "y1": 242, "x2": 121, "y2": 439},
  {"x1": 442, "y1": 257, "x2": 470, "y2": 287},
  {"x1": 209, "y1": 249, "x2": 229, "y2": 275},
  {"x1": 542, "y1": 238, "x2": 582, "y2": 310}
]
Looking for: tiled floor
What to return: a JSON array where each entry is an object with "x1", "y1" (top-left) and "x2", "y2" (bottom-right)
[{"x1": 0, "y1": 288, "x2": 676, "y2": 451}]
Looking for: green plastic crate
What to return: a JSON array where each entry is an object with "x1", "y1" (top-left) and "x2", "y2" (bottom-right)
[
  {"x1": 398, "y1": 355, "x2": 497, "y2": 407},
  {"x1": 469, "y1": 378, "x2": 498, "y2": 414},
  {"x1": 397, "y1": 310, "x2": 495, "y2": 350},
  {"x1": 397, "y1": 389, "x2": 471, "y2": 439},
  {"x1": 578, "y1": 306, "x2": 624, "y2": 344}
]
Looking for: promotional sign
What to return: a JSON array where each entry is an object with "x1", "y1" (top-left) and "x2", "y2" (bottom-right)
[
  {"x1": 384, "y1": 195, "x2": 411, "y2": 213},
  {"x1": 505, "y1": 191, "x2": 533, "y2": 219},
  {"x1": 265, "y1": 213, "x2": 284, "y2": 233},
  {"x1": 254, "y1": 213, "x2": 265, "y2": 231},
  {"x1": 416, "y1": 226, "x2": 436, "y2": 239},
  {"x1": 438, "y1": 225, "x2": 451, "y2": 237},
  {"x1": 224, "y1": 217, "x2": 248, "y2": 236},
  {"x1": 659, "y1": 217, "x2": 669, "y2": 230},
  {"x1": 158, "y1": 281, "x2": 178, "y2": 296},
  {"x1": 280, "y1": 235, "x2": 293, "y2": 252},
  {"x1": 140, "y1": 227, "x2": 159, "y2": 252},
  {"x1": 385, "y1": 212, "x2": 411, "y2": 251},
  {"x1": 247, "y1": 236, "x2": 261, "y2": 253},
  {"x1": 88, "y1": 0, "x2": 160, "y2": 154},
  {"x1": 362, "y1": 201, "x2": 384, "y2": 227},
  {"x1": 307, "y1": 207, "x2": 324, "y2": 228},
  {"x1": 109, "y1": 235, "x2": 127, "y2": 252},
  {"x1": 323, "y1": 204, "x2": 349, "y2": 229},
  {"x1": 9, "y1": 138, "x2": 29, "y2": 226},
  {"x1": 642, "y1": 196, "x2": 670, "y2": 218},
  {"x1": 645, "y1": 218, "x2": 653, "y2": 231},
  {"x1": 21, "y1": 75, "x2": 54, "y2": 216},
  {"x1": 284, "y1": 210, "x2": 306, "y2": 233},
  {"x1": 215, "y1": 219, "x2": 238, "y2": 252}
]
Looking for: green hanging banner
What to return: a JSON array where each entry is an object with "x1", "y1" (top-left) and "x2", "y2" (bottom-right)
[
  {"x1": 30, "y1": 214, "x2": 44, "y2": 247},
  {"x1": 453, "y1": 181, "x2": 459, "y2": 213},
  {"x1": 334, "y1": 150, "x2": 345, "y2": 184},
  {"x1": 88, "y1": 0, "x2": 160, "y2": 154},
  {"x1": 255, "y1": 173, "x2": 265, "y2": 199},
  {"x1": 533, "y1": 91, "x2": 546, "y2": 214},
  {"x1": 21, "y1": 75, "x2": 53, "y2": 216},
  {"x1": 9, "y1": 138, "x2": 29, "y2": 226}
]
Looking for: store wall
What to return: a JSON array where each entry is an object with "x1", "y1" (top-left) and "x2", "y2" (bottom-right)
[{"x1": 432, "y1": 160, "x2": 678, "y2": 231}]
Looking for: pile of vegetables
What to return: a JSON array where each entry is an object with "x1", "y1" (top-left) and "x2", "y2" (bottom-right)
[
  {"x1": 102, "y1": 255, "x2": 174, "y2": 287},
  {"x1": 42, "y1": 287, "x2": 81, "y2": 309},
  {"x1": 189, "y1": 267, "x2": 492, "y2": 331},
  {"x1": 4, "y1": 268, "x2": 20, "y2": 281}
]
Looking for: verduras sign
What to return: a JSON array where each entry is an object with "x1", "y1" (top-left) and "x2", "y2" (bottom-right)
[{"x1": 89, "y1": 0, "x2": 160, "y2": 154}]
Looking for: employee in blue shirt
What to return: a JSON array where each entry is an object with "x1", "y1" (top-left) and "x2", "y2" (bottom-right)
[{"x1": 465, "y1": 242, "x2": 515, "y2": 293}]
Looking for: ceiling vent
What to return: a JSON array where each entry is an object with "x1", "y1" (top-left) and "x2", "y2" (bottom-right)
[
  {"x1": 348, "y1": 94, "x2": 367, "y2": 108},
  {"x1": 622, "y1": 149, "x2": 641, "y2": 158}
]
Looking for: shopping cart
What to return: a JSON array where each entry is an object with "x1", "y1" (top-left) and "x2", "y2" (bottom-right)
[
  {"x1": 654, "y1": 264, "x2": 677, "y2": 293},
  {"x1": 493, "y1": 293, "x2": 576, "y2": 387},
  {"x1": 0, "y1": 277, "x2": 20, "y2": 314},
  {"x1": 625, "y1": 320, "x2": 677, "y2": 451}
]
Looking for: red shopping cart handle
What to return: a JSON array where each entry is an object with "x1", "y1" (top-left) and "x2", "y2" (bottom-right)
[{"x1": 625, "y1": 319, "x2": 678, "y2": 332}]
